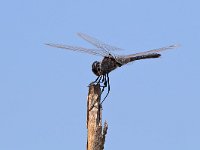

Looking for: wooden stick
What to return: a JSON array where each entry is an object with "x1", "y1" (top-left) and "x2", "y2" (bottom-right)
[{"x1": 86, "y1": 84, "x2": 108, "y2": 150}]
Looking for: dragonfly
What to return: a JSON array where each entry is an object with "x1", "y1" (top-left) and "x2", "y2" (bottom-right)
[{"x1": 46, "y1": 33, "x2": 178, "y2": 103}]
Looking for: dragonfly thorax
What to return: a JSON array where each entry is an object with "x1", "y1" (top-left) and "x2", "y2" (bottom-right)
[
  {"x1": 92, "y1": 57, "x2": 120, "y2": 76},
  {"x1": 92, "y1": 61, "x2": 101, "y2": 76}
]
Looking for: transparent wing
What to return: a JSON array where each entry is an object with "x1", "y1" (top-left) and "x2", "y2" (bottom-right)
[
  {"x1": 115, "y1": 44, "x2": 179, "y2": 65},
  {"x1": 120, "y1": 44, "x2": 179, "y2": 58},
  {"x1": 77, "y1": 33, "x2": 123, "y2": 52},
  {"x1": 46, "y1": 43, "x2": 108, "y2": 57}
]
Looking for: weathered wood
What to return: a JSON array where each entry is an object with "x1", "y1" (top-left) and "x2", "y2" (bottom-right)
[{"x1": 87, "y1": 84, "x2": 108, "y2": 150}]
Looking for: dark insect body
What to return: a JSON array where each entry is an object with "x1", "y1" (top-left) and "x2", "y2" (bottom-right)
[{"x1": 46, "y1": 33, "x2": 178, "y2": 103}]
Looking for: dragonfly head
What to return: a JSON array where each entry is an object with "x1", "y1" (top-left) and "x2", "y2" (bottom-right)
[{"x1": 92, "y1": 61, "x2": 101, "y2": 76}]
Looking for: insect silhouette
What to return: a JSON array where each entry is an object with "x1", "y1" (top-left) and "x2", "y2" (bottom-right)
[{"x1": 46, "y1": 33, "x2": 178, "y2": 103}]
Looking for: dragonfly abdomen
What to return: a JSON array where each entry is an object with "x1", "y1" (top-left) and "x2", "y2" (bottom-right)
[{"x1": 130, "y1": 53, "x2": 161, "y2": 61}]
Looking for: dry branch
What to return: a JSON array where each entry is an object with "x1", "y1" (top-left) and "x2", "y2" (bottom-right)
[{"x1": 86, "y1": 84, "x2": 108, "y2": 150}]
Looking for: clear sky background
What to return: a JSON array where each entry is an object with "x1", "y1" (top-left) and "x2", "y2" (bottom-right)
[{"x1": 0, "y1": 0, "x2": 199, "y2": 150}]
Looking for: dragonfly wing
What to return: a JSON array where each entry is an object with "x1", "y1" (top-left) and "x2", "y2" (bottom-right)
[
  {"x1": 122, "y1": 44, "x2": 179, "y2": 58},
  {"x1": 116, "y1": 44, "x2": 179, "y2": 65},
  {"x1": 46, "y1": 43, "x2": 107, "y2": 57},
  {"x1": 77, "y1": 33, "x2": 123, "y2": 52}
]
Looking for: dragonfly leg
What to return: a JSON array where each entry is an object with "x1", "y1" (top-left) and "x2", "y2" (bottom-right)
[
  {"x1": 96, "y1": 76, "x2": 103, "y2": 84},
  {"x1": 95, "y1": 76, "x2": 100, "y2": 82},
  {"x1": 101, "y1": 74, "x2": 110, "y2": 104},
  {"x1": 101, "y1": 75, "x2": 107, "y2": 92},
  {"x1": 99, "y1": 75, "x2": 105, "y2": 85},
  {"x1": 89, "y1": 76, "x2": 102, "y2": 86}
]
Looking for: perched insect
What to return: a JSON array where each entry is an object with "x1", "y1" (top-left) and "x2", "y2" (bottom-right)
[{"x1": 46, "y1": 33, "x2": 178, "y2": 103}]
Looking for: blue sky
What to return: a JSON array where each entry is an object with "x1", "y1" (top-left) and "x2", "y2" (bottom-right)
[{"x1": 0, "y1": 0, "x2": 200, "y2": 149}]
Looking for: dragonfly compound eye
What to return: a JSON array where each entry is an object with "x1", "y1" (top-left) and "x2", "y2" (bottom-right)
[{"x1": 92, "y1": 61, "x2": 101, "y2": 76}]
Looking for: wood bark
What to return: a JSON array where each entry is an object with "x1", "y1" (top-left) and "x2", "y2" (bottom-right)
[{"x1": 86, "y1": 84, "x2": 108, "y2": 150}]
